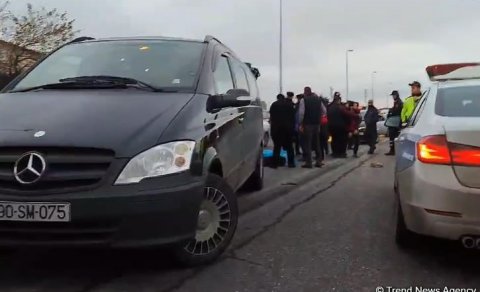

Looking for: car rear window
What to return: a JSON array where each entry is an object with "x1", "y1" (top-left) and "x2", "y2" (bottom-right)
[{"x1": 436, "y1": 86, "x2": 480, "y2": 117}]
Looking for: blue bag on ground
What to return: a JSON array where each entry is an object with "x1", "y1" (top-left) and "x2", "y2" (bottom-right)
[{"x1": 263, "y1": 149, "x2": 287, "y2": 167}]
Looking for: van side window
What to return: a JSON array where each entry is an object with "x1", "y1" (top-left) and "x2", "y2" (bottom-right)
[
  {"x1": 245, "y1": 67, "x2": 258, "y2": 97},
  {"x1": 214, "y1": 56, "x2": 234, "y2": 94},
  {"x1": 230, "y1": 58, "x2": 249, "y2": 93}
]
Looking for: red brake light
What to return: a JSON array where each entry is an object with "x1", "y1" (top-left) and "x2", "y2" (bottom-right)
[
  {"x1": 417, "y1": 136, "x2": 451, "y2": 165},
  {"x1": 417, "y1": 135, "x2": 480, "y2": 166},
  {"x1": 449, "y1": 143, "x2": 480, "y2": 166}
]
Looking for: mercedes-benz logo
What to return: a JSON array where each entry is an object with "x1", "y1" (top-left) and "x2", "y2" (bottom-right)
[{"x1": 13, "y1": 152, "x2": 47, "y2": 185}]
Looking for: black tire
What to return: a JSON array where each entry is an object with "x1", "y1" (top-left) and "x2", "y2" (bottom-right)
[
  {"x1": 395, "y1": 202, "x2": 416, "y2": 248},
  {"x1": 174, "y1": 174, "x2": 238, "y2": 267},
  {"x1": 243, "y1": 148, "x2": 264, "y2": 191}
]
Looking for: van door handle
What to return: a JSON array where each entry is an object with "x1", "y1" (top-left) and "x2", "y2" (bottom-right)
[{"x1": 238, "y1": 117, "x2": 244, "y2": 124}]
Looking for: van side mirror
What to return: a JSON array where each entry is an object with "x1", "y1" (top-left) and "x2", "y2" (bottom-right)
[{"x1": 207, "y1": 89, "x2": 251, "y2": 111}]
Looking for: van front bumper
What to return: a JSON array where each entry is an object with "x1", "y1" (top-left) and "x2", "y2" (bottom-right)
[{"x1": 0, "y1": 173, "x2": 204, "y2": 248}]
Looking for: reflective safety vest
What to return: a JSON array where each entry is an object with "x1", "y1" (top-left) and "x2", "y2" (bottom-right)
[{"x1": 401, "y1": 96, "x2": 421, "y2": 123}]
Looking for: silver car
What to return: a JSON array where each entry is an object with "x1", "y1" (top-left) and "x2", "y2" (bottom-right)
[{"x1": 394, "y1": 63, "x2": 480, "y2": 249}]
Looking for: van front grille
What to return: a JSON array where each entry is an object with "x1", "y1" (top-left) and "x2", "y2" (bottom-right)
[{"x1": 0, "y1": 147, "x2": 114, "y2": 194}]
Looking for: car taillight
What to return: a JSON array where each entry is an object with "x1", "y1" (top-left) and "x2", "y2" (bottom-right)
[
  {"x1": 449, "y1": 143, "x2": 480, "y2": 166},
  {"x1": 417, "y1": 136, "x2": 451, "y2": 164},
  {"x1": 417, "y1": 135, "x2": 480, "y2": 166}
]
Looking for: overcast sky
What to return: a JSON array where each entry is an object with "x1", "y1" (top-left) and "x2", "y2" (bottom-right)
[{"x1": 8, "y1": 0, "x2": 480, "y2": 107}]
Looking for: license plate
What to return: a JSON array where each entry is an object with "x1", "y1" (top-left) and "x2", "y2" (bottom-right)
[
  {"x1": 359, "y1": 132, "x2": 364, "y2": 136},
  {"x1": 0, "y1": 202, "x2": 70, "y2": 222}
]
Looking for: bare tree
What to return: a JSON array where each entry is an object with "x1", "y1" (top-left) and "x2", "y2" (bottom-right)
[
  {"x1": 0, "y1": 2, "x2": 78, "y2": 76},
  {"x1": 0, "y1": 1, "x2": 9, "y2": 38}
]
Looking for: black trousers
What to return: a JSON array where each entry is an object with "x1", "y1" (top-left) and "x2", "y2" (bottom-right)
[
  {"x1": 350, "y1": 133, "x2": 360, "y2": 155},
  {"x1": 272, "y1": 128, "x2": 295, "y2": 166},
  {"x1": 365, "y1": 125, "x2": 378, "y2": 151},
  {"x1": 302, "y1": 125, "x2": 322, "y2": 166},
  {"x1": 330, "y1": 126, "x2": 348, "y2": 156},
  {"x1": 319, "y1": 126, "x2": 329, "y2": 157},
  {"x1": 293, "y1": 131, "x2": 302, "y2": 155},
  {"x1": 388, "y1": 127, "x2": 400, "y2": 150}
]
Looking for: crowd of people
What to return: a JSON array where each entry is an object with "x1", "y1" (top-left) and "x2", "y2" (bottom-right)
[{"x1": 268, "y1": 81, "x2": 423, "y2": 168}]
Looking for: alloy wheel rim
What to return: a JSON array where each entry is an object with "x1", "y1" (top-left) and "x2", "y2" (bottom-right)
[{"x1": 184, "y1": 187, "x2": 231, "y2": 256}]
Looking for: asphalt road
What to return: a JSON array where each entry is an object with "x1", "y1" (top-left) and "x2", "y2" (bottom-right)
[{"x1": 1, "y1": 143, "x2": 480, "y2": 292}]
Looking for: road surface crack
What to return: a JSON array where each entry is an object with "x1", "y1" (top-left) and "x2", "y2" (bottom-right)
[
  {"x1": 231, "y1": 157, "x2": 372, "y2": 252},
  {"x1": 161, "y1": 155, "x2": 374, "y2": 292},
  {"x1": 227, "y1": 252, "x2": 265, "y2": 267}
]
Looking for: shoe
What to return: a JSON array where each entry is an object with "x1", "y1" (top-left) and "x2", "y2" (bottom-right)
[
  {"x1": 353, "y1": 153, "x2": 358, "y2": 158},
  {"x1": 339, "y1": 153, "x2": 347, "y2": 158},
  {"x1": 368, "y1": 150, "x2": 374, "y2": 155},
  {"x1": 385, "y1": 152, "x2": 395, "y2": 156},
  {"x1": 315, "y1": 162, "x2": 324, "y2": 168},
  {"x1": 301, "y1": 164, "x2": 313, "y2": 169},
  {"x1": 288, "y1": 164, "x2": 296, "y2": 168}
]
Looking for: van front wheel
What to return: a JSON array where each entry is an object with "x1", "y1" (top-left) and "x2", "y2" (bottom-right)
[{"x1": 174, "y1": 174, "x2": 238, "y2": 266}]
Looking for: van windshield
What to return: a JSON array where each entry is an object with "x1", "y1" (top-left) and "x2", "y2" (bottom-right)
[{"x1": 12, "y1": 40, "x2": 205, "y2": 91}]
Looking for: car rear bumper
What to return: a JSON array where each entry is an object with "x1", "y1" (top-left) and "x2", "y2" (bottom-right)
[
  {"x1": 0, "y1": 173, "x2": 204, "y2": 248},
  {"x1": 398, "y1": 163, "x2": 480, "y2": 240}
]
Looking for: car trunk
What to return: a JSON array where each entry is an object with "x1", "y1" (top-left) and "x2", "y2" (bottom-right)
[{"x1": 444, "y1": 118, "x2": 480, "y2": 188}]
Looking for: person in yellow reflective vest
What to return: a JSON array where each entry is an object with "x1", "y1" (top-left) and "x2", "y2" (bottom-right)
[{"x1": 401, "y1": 81, "x2": 422, "y2": 124}]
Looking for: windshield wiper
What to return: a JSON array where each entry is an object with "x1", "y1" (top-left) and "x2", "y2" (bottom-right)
[
  {"x1": 59, "y1": 75, "x2": 163, "y2": 92},
  {"x1": 9, "y1": 81, "x2": 122, "y2": 93}
]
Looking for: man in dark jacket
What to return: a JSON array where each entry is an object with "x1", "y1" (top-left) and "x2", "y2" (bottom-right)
[
  {"x1": 347, "y1": 102, "x2": 362, "y2": 157},
  {"x1": 270, "y1": 93, "x2": 296, "y2": 168},
  {"x1": 298, "y1": 87, "x2": 325, "y2": 168},
  {"x1": 364, "y1": 99, "x2": 380, "y2": 154},
  {"x1": 385, "y1": 90, "x2": 403, "y2": 156},
  {"x1": 319, "y1": 96, "x2": 329, "y2": 158},
  {"x1": 327, "y1": 92, "x2": 349, "y2": 158}
]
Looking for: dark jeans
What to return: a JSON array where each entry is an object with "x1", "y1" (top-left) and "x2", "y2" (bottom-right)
[
  {"x1": 350, "y1": 133, "x2": 360, "y2": 155},
  {"x1": 365, "y1": 125, "x2": 378, "y2": 152},
  {"x1": 388, "y1": 127, "x2": 400, "y2": 150},
  {"x1": 272, "y1": 129, "x2": 295, "y2": 167},
  {"x1": 319, "y1": 127, "x2": 329, "y2": 158},
  {"x1": 294, "y1": 131, "x2": 302, "y2": 155},
  {"x1": 302, "y1": 124, "x2": 322, "y2": 166},
  {"x1": 330, "y1": 126, "x2": 348, "y2": 156}
]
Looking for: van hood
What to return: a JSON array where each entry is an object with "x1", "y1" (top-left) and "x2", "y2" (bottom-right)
[{"x1": 0, "y1": 90, "x2": 194, "y2": 157}]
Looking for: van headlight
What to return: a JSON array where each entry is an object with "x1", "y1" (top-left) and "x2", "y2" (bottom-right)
[{"x1": 115, "y1": 141, "x2": 195, "y2": 185}]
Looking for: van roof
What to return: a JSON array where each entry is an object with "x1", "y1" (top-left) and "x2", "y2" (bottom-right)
[{"x1": 71, "y1": 35, "x2": 223, "y2": 44}]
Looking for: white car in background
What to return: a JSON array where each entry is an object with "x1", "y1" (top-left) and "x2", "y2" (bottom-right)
[
  {"x1": 358, "y1": 110, "x2": 388, "y2": 143},
  {"x1": 263, "y1": 111, "x2": 270, "y2": 147}
]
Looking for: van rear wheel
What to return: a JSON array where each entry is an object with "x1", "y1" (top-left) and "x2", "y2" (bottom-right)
[{"x1": 174, "y1": 174, "x2": 238, "y2": 266}]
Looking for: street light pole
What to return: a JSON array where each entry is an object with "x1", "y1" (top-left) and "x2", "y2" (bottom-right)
[
  {"x1": 279, "y1": 0, "x2": 283, "y2": 94},
  {"x1": 346, "y1": 49, "x2": 354, "y2": 99},
  {"x1": 386, "y1": 82, "x2": 393, "y2": 108},
  {"x1": 371, "y1": 71, "x2": 377, "y2": 103}
]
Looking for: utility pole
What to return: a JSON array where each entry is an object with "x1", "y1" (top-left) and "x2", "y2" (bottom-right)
[
  {"x1": 329, "y1": 86, "x2": 334, "y2": 99},
  {"x1": 345, "y1": 49, "x2": 354, "y2": 99},
  {"x1": 371, "y1": 71, "x2": 377, "y2": 103},
  {"x1": 364, "y1": 89, "x2": 368, "y2": 106},
  {"x1": 279, "y1": 0, "x2": 283, "y2": 94}
]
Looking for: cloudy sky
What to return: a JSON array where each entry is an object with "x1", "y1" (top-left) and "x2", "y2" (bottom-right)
[{"x1": 8, "y1": 0, "x2": 480, "y2": 107}]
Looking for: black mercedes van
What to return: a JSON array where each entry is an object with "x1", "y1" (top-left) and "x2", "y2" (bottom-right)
[{"x1": 0, "y1": 35, "x2": 264, "y2": 265}]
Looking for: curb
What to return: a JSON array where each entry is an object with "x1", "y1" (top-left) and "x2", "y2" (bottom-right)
[{"x1": 238, "y1": 146, "x2": 375, "y2": 215}]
